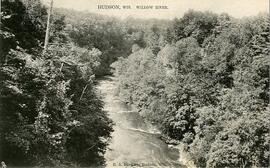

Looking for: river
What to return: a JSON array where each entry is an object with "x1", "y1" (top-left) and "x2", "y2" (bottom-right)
[{"x1": 96, "y1": 76, "x2": 186, "y2": 168}]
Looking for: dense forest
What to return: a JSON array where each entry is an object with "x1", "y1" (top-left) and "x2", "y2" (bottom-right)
[
  {"x1": 1, "y1": 0, "x2": 269, "y2": 167},
  {"x1": 56, "y1": 8, "x2": 171, "y2": 76},
  {"x1": 0, "y1": 0, "x2": 116, "y2": 167},
  {"x1": 112, "y1": 11, "x2": 270, "y2": 168},
  {"x1": 0, "y1": 0, "x2": 171, "y2": 167}
]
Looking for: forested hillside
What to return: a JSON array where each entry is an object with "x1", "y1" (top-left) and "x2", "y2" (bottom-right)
[
  {"x1": 112, "y1": 10, "x2": 270, "y2": 167},
  {"x1": 0, "y1": 0, "x2": 173, "y2": 166},
  {"x1": 55, "y1": 8, "x2": 171, "y2": 76},
  {"x1": 0, "y1": 0, "x2": 114, "y2": 166},
  {"x1": 1, "y1": 0, "x2": 269, "y2": 167}
]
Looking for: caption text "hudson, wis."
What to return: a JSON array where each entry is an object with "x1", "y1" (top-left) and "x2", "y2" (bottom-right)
[{"x1": 97, "y1": 5, "x2": 168, "y2": 10}]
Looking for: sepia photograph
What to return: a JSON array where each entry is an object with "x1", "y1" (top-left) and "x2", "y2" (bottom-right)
[{"x1": 0, "y1": 0, "x2": 269, "y2": 167}]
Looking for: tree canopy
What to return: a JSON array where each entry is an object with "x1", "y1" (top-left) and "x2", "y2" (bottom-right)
[{"x1": 112, "y1": 10, "x2": 269, "y2": 168}]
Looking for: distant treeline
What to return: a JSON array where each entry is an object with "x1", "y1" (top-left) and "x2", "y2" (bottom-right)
[
  {"x1": 55, "y1": 7, "x2": 172, "y2": 76},
  {"x1": 112, "y1": 10, "x2": 270, "y2": 167}
]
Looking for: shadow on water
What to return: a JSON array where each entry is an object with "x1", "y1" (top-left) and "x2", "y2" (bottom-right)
[{"x1": 96, "y1": 76, "x2": 186, "y2": 168}]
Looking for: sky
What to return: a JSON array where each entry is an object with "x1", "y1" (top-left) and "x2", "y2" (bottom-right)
[{"x1": 42, "y1": 0, "x2": 269, "y2": 19}]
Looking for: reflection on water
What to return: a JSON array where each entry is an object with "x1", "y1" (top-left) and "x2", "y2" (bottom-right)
[{"x1": 96, "y1": 76, "x2": 185, "y2": 168}]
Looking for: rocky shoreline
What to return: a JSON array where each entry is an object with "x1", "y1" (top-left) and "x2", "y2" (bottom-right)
[{"x1": 160, "y1": 135, "x2": 196, "y2": 168}]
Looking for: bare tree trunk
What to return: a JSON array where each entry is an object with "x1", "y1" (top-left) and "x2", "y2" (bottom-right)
[
  {"x1": 43, "y1": 0, "x2": 53, "y2": 54},
  {"x1": 79, "y1": 85, "x2": 88, "y2": 101},
  {"x1": 79, "y1": 76, "x2": 94, "y2": 101},
  {"x1": 60, "y1": 62, "x2": 64, "y2": 72}
]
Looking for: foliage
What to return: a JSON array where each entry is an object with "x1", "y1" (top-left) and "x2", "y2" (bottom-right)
[
  {"x1": 0, "y1": 0, "x2": 113, "y2": 167},
  {"x1": 55, "y1": 8, "x2": 171, "y2": 76},
  {"x1": 1, "y1": 0, "x2": 47, "y2": 53},
  {"x1": 1, "y1": 1, "x2": 269, "y2": 167},
  {"x1": 113, "y1": 11, "x2": 269, "y2": 167}
]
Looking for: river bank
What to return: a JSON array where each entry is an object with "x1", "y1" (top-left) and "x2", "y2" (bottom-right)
[
  {"x1": 96, "y1": 76, "x2": 186, "y2": 167},
  {"x1": 96, "y1": 76, "x2": 196, "y2": 168},
  {"x1": 160, "y1": 135, "x2": 196, "y2": 168}
]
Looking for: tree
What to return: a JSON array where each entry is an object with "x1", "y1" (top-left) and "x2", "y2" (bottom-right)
[
  {"x1": 0, "y1": 1, "x2": 113, "y2": 166},
  {"x1": 172, "y1": 10, "x2": 218, "y2": 45}
]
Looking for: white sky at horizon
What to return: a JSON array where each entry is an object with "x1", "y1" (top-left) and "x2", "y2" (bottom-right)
[{"x1": 42, "y1": 0, "x2": 269, "y2": 19}]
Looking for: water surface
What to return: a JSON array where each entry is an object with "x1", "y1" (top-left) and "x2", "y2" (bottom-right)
[{"x1": 96, "y1": 76, "x2": 184, "y2": 167}]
